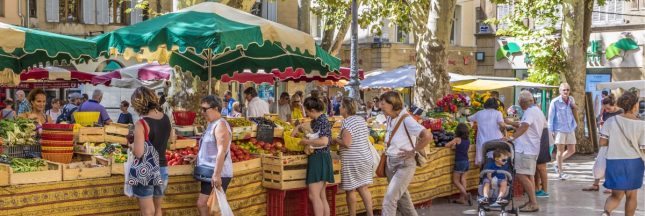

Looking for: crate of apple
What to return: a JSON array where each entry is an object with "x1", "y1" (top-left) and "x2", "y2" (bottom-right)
[
  {"x1": 165, "y1": 147, "x2": 198, "y2": 166},
  {"x1": 248, "y1": 138, "x2": 286, "y2": 154},
  {"x1": 230, "y1": 143, "x2": 252, "y2": 162}
]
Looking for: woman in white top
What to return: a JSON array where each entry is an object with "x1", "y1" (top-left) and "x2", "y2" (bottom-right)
[
  {"x1": 468, "y1": 98, "x2": 507, "y2": 165},
  {"x1": 601, "y1": 91, "x2": 645, "y2": 216},
  {"x1": 379, "y1": 92, "x2": 432, "y2": 216},
  {"x1": 46, "y1": 98, "x2": 62, "y2": 121}
]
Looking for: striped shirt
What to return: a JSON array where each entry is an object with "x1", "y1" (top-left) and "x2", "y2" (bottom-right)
[{"x1": 339, "y1": 115, "x2": 373, "y2": 190}]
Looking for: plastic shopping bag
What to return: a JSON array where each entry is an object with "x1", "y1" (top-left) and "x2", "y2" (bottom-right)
[
  {"x1": 123, "y1": 150, "x2": 135, "y2": 197},
  {"x1": 369, "y1": 141, "x2": 381, "y2": 173},
  {"x1": 208, "y1": 187, "x2": 234, "y2": 216}
]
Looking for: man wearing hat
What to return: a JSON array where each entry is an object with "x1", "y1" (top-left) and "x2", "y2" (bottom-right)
[{"x1": 56, "y1": 93, "x2": 83, "y2": 123}]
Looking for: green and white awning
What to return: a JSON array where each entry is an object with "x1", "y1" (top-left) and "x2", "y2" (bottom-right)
[{"x1": 91, "y1": 2, "x2": 340, "y2": 81}]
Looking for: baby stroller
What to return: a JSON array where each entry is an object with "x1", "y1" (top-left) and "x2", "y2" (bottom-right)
[{"x1": 477, "y1": 140, "x2": 519, "y2": 216}]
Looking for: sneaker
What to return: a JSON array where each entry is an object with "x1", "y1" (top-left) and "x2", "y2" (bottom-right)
[
  {"x1": 536, "y1": 190, "x2": 550, "y2": 198},
  {"x1": 553, "y1": 162, "x2": 559, "y2": 173},
  {"x1": 496, "y1": 198, "x2": 509, "y2": 204},
  {"x1": 559, "y1": 173, "x2": 570, "y2": 180},
  {"x1": 478, "y1": 197, "x2": 489, "y2": 205}
]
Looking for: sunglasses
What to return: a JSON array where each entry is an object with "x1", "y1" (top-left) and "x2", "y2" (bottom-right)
[
  {"x1": 201, "y1": 106, "x2": 212, "y2": 113},
  {"x1": 501, "y1": 159, "x2": 508, "y2": 163}
]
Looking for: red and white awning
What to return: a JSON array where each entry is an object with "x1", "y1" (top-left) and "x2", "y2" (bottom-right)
[
  {"x1": 92, "y1": 62, "x2": 172, "y2": 88},
  {"x1": 220, "y1": 67, "x2": 365, "y2": 84},
  {"x1": 20, "y1": 67, "x2": 97, "y2": 82}
]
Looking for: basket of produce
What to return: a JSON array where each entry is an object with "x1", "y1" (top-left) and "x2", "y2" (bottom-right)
[
  {"x1": 0, "y1": 118, "x2": 37, "y2": 146},
  {"x1": 0, "y1": 157, "x2": 63, "y2": 186},
  {"x1": 42, "y1": 152, "x2": 74, "y2": 164},
  {"x1": 41, "y1": 140, "x2": 74, "y2": 147},
  {"x1": 42, "y1": 123, "x2": 75, "y2": 131},
  {"x1": 284, "y1": 132, "x2": 304, "y2": 152},
  {"x1": 73, "y1": 112, "x2": 100, "y2": 127},
  {"x1": 173, "y1": 111, "x2": 197, "y2": 126}
]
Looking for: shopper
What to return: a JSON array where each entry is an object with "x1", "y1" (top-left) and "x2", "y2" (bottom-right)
[
  {"x1": 291, "y1": 95, "x2": 304, "y2": 120},
  {"x1": 57, "y1": 93, "x2": 82, "y2": 123},
  {"x1": 370, "y1": 97, "x2": 382, "y2": 117},
  {"x1": 230, "y1": 102, "x2": 242, "y2": 118},
  {"x1": 379, "y1": 91, "x2": 432, "y2": 216},
  {"x1": 244, "y1": 87, "x2": 270, "y2": 117},
  {"x1": 77, "y1": 90, "x2": 112, "y2": 126},
  {"x1": 505, "y1": 90, "x2": 545, "y2": 212},
  {"x1": 333, "y1": 97, "x2": 374, "y2": 216},
  {"x1": 491, "y1": 91, "x2": 508, "y2": 117},
  {"x1": 534, "y1": 124, "x2": 553, "y2": 198},
  {"x1": 192, "y1": 95, "x2": 234, "y2": 216},
  {"x1": 1, "y1": 98, "x2": 16, "y2": 120},
  {"x1": 445, "y1": 123, "x2": 472, "y2": 205},
  {"x1": 548, "y1": 83, "x2": 578, "y2": 180},
  {"x1": 117, "y1": 101, "x2": 134, "y2": 124},
  {"x1": 129, "y1": 86, "x2": 172, "y2": 216},
  {"x1": 15, "y1": 90, "x2": 31, "y2": 114},
  {"x1": 19, "y1": 88, "x2": 52, "y2": 126},
  {"x1": 292, "y1": 97, "x2": 335, "y2": 216},
  {"x1": 278, "y1": 92, "x2": 291, "y2": 122},
  {"x1": 468, "y1": 98, "x2": 506, "y2": 165},
  {"x1": 46, "y1": 99, "x2": 62, "y2": 122},
  {"x1": 600, "y1": 91, "x2": 645, "y2": 216},
  {"x1": 583, "y1": 94, "x2": 623, "y2": 193},
  {"x1": 221, "y1": 91, "x2": 235, "y2": 117},
  {"x1": 295, "y1": 91, "x2": 306, "y2": 117}
]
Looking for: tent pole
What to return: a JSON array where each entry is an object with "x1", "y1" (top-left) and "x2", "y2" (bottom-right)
[{"x1": 207, "y1": 49, "x2": 213, "y2": 95}]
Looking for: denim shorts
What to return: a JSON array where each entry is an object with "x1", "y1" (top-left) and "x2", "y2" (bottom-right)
[
  {"x1": 132, "y1": 167, "x2": 169, "y2": 199},
  {"x1": 454, "y1": 160, "x2": 470, "y2": 173}
]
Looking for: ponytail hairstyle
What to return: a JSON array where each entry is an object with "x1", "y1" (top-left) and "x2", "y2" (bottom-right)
[{"x1": 130, "y1": 87, "x2": 160, "y2": 115}]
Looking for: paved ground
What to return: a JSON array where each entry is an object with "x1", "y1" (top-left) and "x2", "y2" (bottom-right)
[{"x1": 416, "y1": 154, "x2": 645, "y2": 216}]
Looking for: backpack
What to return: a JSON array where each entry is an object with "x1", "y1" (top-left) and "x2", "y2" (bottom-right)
[{"x1": 57, "y1": 106, "x2": 78, "y2": 123}]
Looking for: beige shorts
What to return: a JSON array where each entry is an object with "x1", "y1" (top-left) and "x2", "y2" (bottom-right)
[
  {"x1": 555, "y1": 132, "x2": 577, "y2": 144},
  {"x1": 515, "y1": 153, "x2": 538, "y2": 175}
]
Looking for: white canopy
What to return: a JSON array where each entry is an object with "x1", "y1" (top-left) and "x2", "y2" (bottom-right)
[
  {"x1": 360, "y1": 65, "x2": 476, "y2": 89},
  {"x1": 596, "y1": 80, "x2": 645, "y2": 97}
]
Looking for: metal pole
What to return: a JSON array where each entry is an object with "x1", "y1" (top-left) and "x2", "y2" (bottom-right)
[
  {"x1": 345, "y1": 0, "x2": 360, "y2": 100},
  {"x1": 207, "y1": 49, "x2": 212, "y2": 95}
]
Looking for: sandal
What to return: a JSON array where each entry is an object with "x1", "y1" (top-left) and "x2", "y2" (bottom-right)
[
  {"x1": 518, "y1": 202, "x2": 530, "y2": 209},
  {"x1": 603, "y1": 189, "x2": 612, "y2": 194},
  {"x1": 582, "y1": 184, "x2": 600, "y2": 191},
  {"x1": 520, "y1": 205, "x2": 540, "y2": 212}
]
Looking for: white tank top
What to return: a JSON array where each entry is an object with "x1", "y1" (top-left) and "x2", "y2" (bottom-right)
[{"x1": 197, "y1": 118, "x2": 233, "y2": 178}]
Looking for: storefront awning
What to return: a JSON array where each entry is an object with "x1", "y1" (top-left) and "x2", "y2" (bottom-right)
[{"x1": 452, "y1": 80, "x2": 556, "y2": 91}]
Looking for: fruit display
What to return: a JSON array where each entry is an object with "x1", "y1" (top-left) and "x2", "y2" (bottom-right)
[
  {"x1": 273, "y1": 118, "x2": 293, "y2": 131},
  {"x1": 442, "y1": 120, "x2": 459, "y2": 133},
  {"x1": 166, "y1": 147, "x2": 198, "y2": 166},
  {"x1": 227, "y1": 118, "x2": 253, "y2": 127},
  {"x1": 0, "y1": 119, "x2": 37, "y2": 146},
  {"x1": 369, "y1": 129, "x2": 386, "y2": 144},
  {"x1": 81, "y1": 142, "x2": 108, "y2": 155},
  {"x1": 230, "y1": 144, "x2": 254, "y2": 162},
  {"x1": 432, "y1": 130, "x2": 455, "y2": 147},
  {"x1": 9, "y1": 158, "x2": 47, "y2": 173},
  {"x1": 236, "y1": 138, "x2": 285, "y2": 155},
  {"x1": 249, "y1": 117, "x2": 276, "y2": 128}
]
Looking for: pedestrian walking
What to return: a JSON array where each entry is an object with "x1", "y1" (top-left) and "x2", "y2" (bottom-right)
[
  {"x1": 444, "y1": 123, "x2": 472, "y2": 205},
  {"x1": 333, "y1": 97, "x2": 374, "y2": 216},
  {"x1": 129, "y1": 87, "x2": 172, "y2": 216},
  {"x1": 600, "y1": 91, "x2": 645, "y2": 216},
  {"x1": 292, "y1": 96, "x2": 335, "y2": 216},
  {"x1": 583, "y1": 94, "x2": 622, "y2": 193},
  {"x1": 505, "y1": 90, "x2": 545, "y2": 212},
  {"x1": 191, "y1": 95, "x2": 234, "y2": 216},
  {"x1": 379, "y1": 91, "x2": 432, "y2": 216},
  {"x1": 548, "y1": 83, "x2": 578, "y2": 180},
  {"x1": 534, "y1": 124, "x2": 553, "y2": 198},
  {"x1": 468, "y1": 98, "x2": 507, "y2": 165}
]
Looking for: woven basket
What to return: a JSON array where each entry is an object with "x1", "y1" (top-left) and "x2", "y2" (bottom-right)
[
  {"x1": 42, "y1": 146, "x2": 74, "y2": 151},
  {"x1": 42, "y1": 123, "x2": 75, "y2": 131},
  {"x1": 42, "y1": 152, "x2": 73, "y2": 164},
  {"x1": 41, "y1": 140, "x2": 74, "y2": 147},
  {"x1": 41, "y1": 133, "x2": 74, "y2": 141}
]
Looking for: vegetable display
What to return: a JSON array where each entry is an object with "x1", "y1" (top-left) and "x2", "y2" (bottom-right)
[
  {"x1": 0, "y1": 119, "x2": 37, "y2": 146},
  {"x1": 166, "y1": 147, "x2": 198, "y2": 166},
  {"x1": 227, "y1": 118, "x2": 253, "y2": 127},
  {"x1": 10, "y1": 158, "x2": 47, "y2": 173},
  {"x1": 432, "y1": 130, "x2": 455, "y2": 147}
]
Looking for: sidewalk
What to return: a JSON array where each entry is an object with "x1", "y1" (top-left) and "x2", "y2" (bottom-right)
[{"x1": 416, "y1": 154, "x2": 645, "y2": 216}]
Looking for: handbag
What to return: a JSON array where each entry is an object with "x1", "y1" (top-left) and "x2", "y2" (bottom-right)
[
  {"x1": 402, "y1": 122, "x2": 428, "y2": 167},
  {"x1": 126, "y1": 119, "x2": 163, "y2": 186},
  {"x1": 375, "y1": 114, "x2": 409, "y2": 177}
]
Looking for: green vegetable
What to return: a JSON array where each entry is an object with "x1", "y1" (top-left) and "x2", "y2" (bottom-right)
[
  {"x1": 10, "y1": 158, "x2": 46, "y2": 173},
  {"x1": 0, "y1": 118, "x2": 37, "y2": 146}
]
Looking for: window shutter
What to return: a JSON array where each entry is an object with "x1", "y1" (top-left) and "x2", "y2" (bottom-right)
[
  {"x1": 592, "y1": 1, "x2": 602, "y2": 25},
  {"x1": 46, "y1": 0, "x2": 60, "y2": 22},
  {"x1": 130, "y1": 0, "x2": 143, "y2": 25},
  {"x1": 614, "y1": 0, "x2": 624, "y2": 23},
  {"x1": 96, "y1": 0, "x2": 109, "y2": 25},
  {"x1": 268, "y1": 0, "x2": 277, "y2": 22},
  {"x1": 82, "y1": 0, "x2": 96, "y2": 24}
]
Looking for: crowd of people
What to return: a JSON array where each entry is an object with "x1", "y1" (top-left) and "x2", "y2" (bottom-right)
[{"x1": 1, "y1": 83, "x2": 642, "y2": 216}]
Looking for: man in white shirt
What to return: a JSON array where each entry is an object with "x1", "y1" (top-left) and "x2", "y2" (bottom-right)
[
  {"x1": 505, "y1": 90, "x2": 546, "y2": 212},
  {"x1": 243, "y1": 87, "x2": 270, "y2": 117}
]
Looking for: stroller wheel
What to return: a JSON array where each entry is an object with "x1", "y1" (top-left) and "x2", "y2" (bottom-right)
[
  {"x1": 500, "y1": 212, "x2": 508, "y2": 216},
  {"x1": 478, "y1": 209, "x2": 487, "y2": 216}
]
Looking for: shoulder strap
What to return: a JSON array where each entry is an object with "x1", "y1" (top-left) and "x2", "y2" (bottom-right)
[
  {"x1": 386, "y1": 114, "x2": 409, "y2": 147},
  {"x1": 139, "y1": 119, "x2": 150, "y2": 141},
  {"x1": 615, "y1": 117, "x2": 645, "y2": 160},
  {"x1": 402, "y1": 121, "x2": 415, "y2": 148}
]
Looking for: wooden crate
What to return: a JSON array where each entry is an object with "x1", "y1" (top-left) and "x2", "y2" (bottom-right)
[
  {"x1": 233, "y1": 157, "x2": 262, "y2": 174},
  {"x1": 261, "y1": 154, "x2": 340, "y2": 190},
  {"x1": 62, "y1": 156, "x2": 111, "y2": 181},
  {"x1": 110, "y1": 157, "x2": 125, "y2": 175},
  {"x1": 169, "y1": 139, "x2": 197, "y2": 150},
  {"x1": 105, "y1": 134, "x2": 128, "y2": 144},
  {"x1": 78, "y1": 127, "x2": 105, "y2": 143},
  {"x1": 0, "y1": 161, "x2": 62, "y2": 186},
  {"x1": 105, "y1": 123, "x2": 129, "y2": 136},
  {"x1": 168, "y1": 164, "x2": 194, "y2": 176}
]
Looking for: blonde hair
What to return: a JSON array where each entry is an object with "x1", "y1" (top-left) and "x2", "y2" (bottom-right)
[
  {"x1": 232, "y1": 101, "x2": 241, "y2": 112},
  {"x1": 130, "y1": 87, "x2": 159, "y2": 115},
  {"x1": 341, "y1": 97, "x2": 357, "y2": 115}
]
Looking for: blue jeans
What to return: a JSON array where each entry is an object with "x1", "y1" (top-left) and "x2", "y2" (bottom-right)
[{"x1": 132, "y1": 167, "x2": 169, "y2": 199}]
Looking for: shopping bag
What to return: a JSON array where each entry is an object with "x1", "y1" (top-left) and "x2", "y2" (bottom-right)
[
  {"x1": 208, "y1": 187, "x2": 234, "y2": 216},
  {"x1": 123, "y1": 150, "x2": 135, "y2": 197},
  {"x1": 369, "y1": 141, "x2": 380, "y2": 173}
]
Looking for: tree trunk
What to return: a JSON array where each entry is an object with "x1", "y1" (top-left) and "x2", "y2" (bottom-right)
[
  {"x1": 298, "y1": 0, "x2": 311, "y2": 34},
  {"x1": 319, "y1": 9, "x2": 350, "y2": 56},
  {"x1": 561, "y1": 0, "x2": 593, "y2": 153},
  {"x1": 411, "y1": 0, "x2": 456, "y2": 110}
]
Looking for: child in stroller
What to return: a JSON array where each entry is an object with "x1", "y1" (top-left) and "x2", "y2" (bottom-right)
[
  {"x1": 479, "y1": 149, "x2": 511, "y2": 205},
  {"x1": 477, "y1": 140, "x2": 518, "y2": 216}
]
